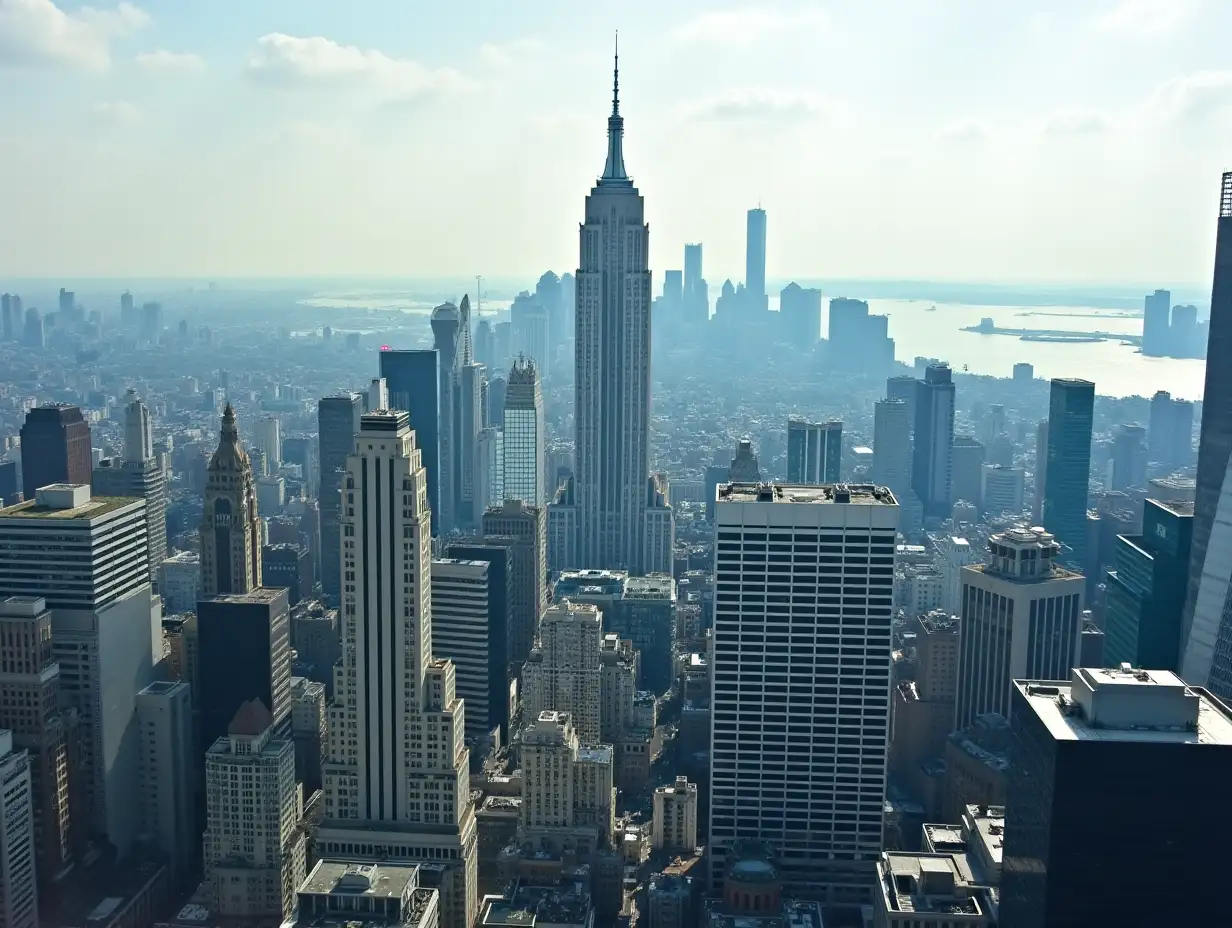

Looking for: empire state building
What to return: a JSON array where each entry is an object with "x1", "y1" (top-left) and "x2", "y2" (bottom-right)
[{"x1": 574, "y1": 48, "x2": 657, "y2": 571}]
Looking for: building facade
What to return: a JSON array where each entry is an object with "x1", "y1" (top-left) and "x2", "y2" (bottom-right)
[
  {"x1": 0, "y1": 731, "x2": 36, "y2": 928},
  {"x1": 711, "y1": 483, "x2": 898, "y2": 902},
  {"x1": 430, "y1": 559, "x2": 493, "y2": 744},
  {"x1": 318, "y1": 393, "x2": 362, "y2": 606},
  {"x1": 912, "y1": 365, "x2": 955, "y2": 518},
  {"x1": 503, "y1": 357, "x2": 545, "y2": 506},
  {"x1": 200, "y1": 405, "x2": 262, "y2": 598},
  {"x1": 444, "y1": 544, "x2": 512, "y2": 743},
  {"x1": 136, "y1": 680, "x2": 195, "y2": 883},
  {"x1": 19, "y1": 404, "x2": 91, "y2": 501},
  {"x1": 1043, "y1": 379, "x2": 1094, "y2": 569},
  {"x1": 521, "y1": 601, "x2": 604, "y2": 743},
  {"x1": 482, "y1": 500, "x2": 547, "y2": 670},
  {"x1": 379, "y1": 350, "x2": 441, "y2": 528},
  {"x1": 786, "y1": 419, "x2": 842, "y2": 485}
]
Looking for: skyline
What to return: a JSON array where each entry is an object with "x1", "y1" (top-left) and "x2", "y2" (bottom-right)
[{"x1": 1, "y1": 1, "x2": 1231, "y2": 283}]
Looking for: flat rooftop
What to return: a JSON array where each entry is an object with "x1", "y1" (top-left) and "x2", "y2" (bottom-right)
[
  {"x1": 717, "y1": 482, "x2": 896, "y2": 506},
  {"x1": 1017, "y1": 667, "x2": 1232, "y2": 745},
  {"x1": 1152, "y1": 498, "x2": 1196, "y2": 516},
  {"x1": 923, "y1": 823, "x2": 966, "y2": 853},
  {"x1": 0, "y1": 495, "x2": 138, "y2": 521},
  {"x1": 301, "y1": 860, "x2": 418, "y2": 899},
  {"x1": 200, "y1": 587, "x2": 288, "y2": 606},
  {"x1": 880, "y1": 853, "x2": 983, "y2": 917}
]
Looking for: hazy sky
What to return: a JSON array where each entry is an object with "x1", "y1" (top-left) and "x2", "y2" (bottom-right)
[{"x1": 2, "y1": 0, "x2": 1231, "y2": 285}]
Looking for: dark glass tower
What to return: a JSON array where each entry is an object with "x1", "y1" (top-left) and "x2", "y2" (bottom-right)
[
  {"x1": 379, "y1": 348, "x2": 440, "y2": 528},
  {"x1": 911, "y1": 364, "x2": 955, "y2": 518},
  {"x1": 1043, "y1": 379, "x2": 1094, "y2": 568},
  {"x1": 19, "y1": 404, "x2": 91, "y2": 500},
  {"x1": 1182, "y1": 172, "x2": 1232, "y2": 684},
  {"x1": 317, "y1": 393, "x2": 361, "y2": 606}
]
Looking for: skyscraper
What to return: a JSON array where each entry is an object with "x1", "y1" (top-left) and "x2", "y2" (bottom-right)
[
  {"x1": 1109, "y1": 423, "x2": 1148, "y2": 490},
  {"x1": 786, "y1": 418, "x2": 842, "y2": 484},
  {"x1": 1001, "y1": 667, "x2": 1232, "y2": 926},
  {"x1": 431, "y1": 558, "x2": 494, "y2": 743},
  {"x1": 1184, "y1": 175, "x2": 1232, "y2": 686},
  {"x1": 521, "y1": 601, "x2": 604, "y2": 743},
  {"x1": 503, "y1": 357, "x2": 545, "y2": 505},
  {"x1": 200, "y1": 404, "x2": 262, "y2": 597},
  {"x1": 318, "y1": 393, "x2": 361, "y2": 606},
  {"x1": 953, "y1": 526, "x2": 1084, "y2": 730},
  {"x1": 432, "y1": 301, "x2": 461, "y2": 532},
  {"x1": 135, "y1": 680, "x2": 195, "y2": 883},
  {"x1": 710, "y1": 482, "x2": 898, "y2": 901},
  {"x1": 380, "y1": 348, "x2": 441, "y2": 527},
  {"x1": 683, "y1": 243, "x2": 707, "y2": 325},
  {"x1": 445, "y1": 543, "x2": 512, "y2": 743},
  {"x1": 19, "y1": 404, "x2": 91, "y2": 500},
  {"x1": 745, "y1": 207, "x2": 767, "y2": 314},
  {"x1": 316, "y1": 411, "x2": 477, "y2": 928},
  {"x1": 872, "y1": 399, "x2": 911, "y2": 502},
  {"x1": 1142, "y1": 288, "x2": 1172, "y2": 356},
  {"x1": 574, "y1": 50, "x2": 653, "y2": 572},
  {"x1": 454, "y1": 296, "x2": 483, "y2": 529},
  {"x1": 912, "y1": 364, "x2": 956, "y2": 518},
  {"x1": 92, "y1": 389, "x2": 167, "y2": 573},
  {"x1": 0, "y1": 731, "x2": 36, "y2": 928},
  {"x1": 1148, "y1": 390, "x2": 1194, "y2": 471},
  {"x1": 779, "y1": 282, "x2": 822, "y2": 345},
  {"x1": 886, "y1": 375, "x2": 917, "y2": 430},
  {"x1": 483, "y1": 500, "x2": 547, "y2": 670},
  {"x1": 1043, "y1": 379, "x2": 1094, "y2": 568}
]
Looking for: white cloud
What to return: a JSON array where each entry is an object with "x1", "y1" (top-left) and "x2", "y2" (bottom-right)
[
  {"x1": 673, "y1": 7, "x2": 829, "y2": 46},
  {"x1": 1044, "y1": 107, "x2": 1113, "y2": 136},
  {"x1": 1094, "y1": 0, "x2": 1196, "y2": 35},
  {"x1": 683, "y1": 88, "x2": 829, "y2": 124},
  {"x1": 479, "y1": 37, "x2": 542, "y2": 68},
  {"x1": 246, "y1": 33, "x2": 470, "y2": 103},
  {"x1": 136, "y1": 48, "x2": 203, "y2": 72},
  {"x1": 1144, "y1": 70, "x2": 1232, "y2": 124},
  {"x1": 934, "y1": 120, "x2": 990, "y2": 144},
  {"x1": 0, "y1": 0, "x2": 148, "y2": 71},
  {"x1": 92, "y1": 100, "x2": 142, "y2": 125}
]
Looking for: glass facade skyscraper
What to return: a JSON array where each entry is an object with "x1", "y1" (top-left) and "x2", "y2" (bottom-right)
[
  {"x1": 1043, "y1": 378, "x2": 1094, "y2": 568},
  {"x1": 786, "y1": 418, "x2": 842, "y2": 484},
  {"x1": 379, "y1": 348, "x2": 440, "y2": 526},
  {"x1": 502, "y1": 357, "x2": 544, "y2": 505}
]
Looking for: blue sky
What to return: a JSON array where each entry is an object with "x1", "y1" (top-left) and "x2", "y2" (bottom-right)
[{"x1": 2, "y1": 0, "x2": 1231, "y2": 284}]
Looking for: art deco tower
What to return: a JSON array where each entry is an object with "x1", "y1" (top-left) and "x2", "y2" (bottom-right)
[
  {"x1": 574, "y1": 46, "x2": 653, "y2": 571},
  {"x1": 316, "y1": 410, "x2": 477, "y2": 928},
  {"x1": 200, "y1": 404, "x2": 262, "y2": 597}
]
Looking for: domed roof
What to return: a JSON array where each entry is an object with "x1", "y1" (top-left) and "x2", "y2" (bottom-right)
[{"x1": 729, "y1": 858, "x2": 777, "y2": 883}]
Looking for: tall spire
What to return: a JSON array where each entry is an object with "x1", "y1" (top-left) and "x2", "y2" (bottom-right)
[{"x1": 599, "y1": 32, "x2": 631, "y2": 187}]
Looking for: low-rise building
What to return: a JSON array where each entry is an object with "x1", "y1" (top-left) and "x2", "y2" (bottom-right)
[
  {"x1": 291, "y1": 861, "x2": 439, "y2": 928},
  {"x1": 874, "y1": 852, "x2": 993, "y2": 927}
]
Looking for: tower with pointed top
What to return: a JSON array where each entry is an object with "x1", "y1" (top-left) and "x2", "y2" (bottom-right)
[
  {"x1": 200, "y1": 405, "x2": 262, "y2": 597},
  {"x1": 574, "y1": 43, "x2": 659, "y2": 572}
]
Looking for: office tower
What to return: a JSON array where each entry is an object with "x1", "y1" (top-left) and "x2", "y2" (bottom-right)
[
  {"x1": 980, "y1": 464, "x2": 1025, "y2": 515},
  {"x1": 290, "y1": 676, "x2": 326, "y2": 794},
  {"x1": 520, "y1": 710, "x2": 615, "y2": 843},
  {"x1": 204, "y1": 700, "x2": 305, "y2": 923},
  {"x1": 22, "y1": 308, "x2": 42, "y2": 348},
  {"x1": 262, "y1": 543, "x2": 311, "y2": 605},
  {"x1": 92, "y1": 390, "x2": 167, "y2": 573},
  {"x1": 1104, "y1": 499, "x2": 1193, "y2": 671},
  {"x1": 119, "y1": 289, "x2": 134, "y2": 327},
  {"x1": 0, "y1": 293, "x2": 12, "y2": 340},
  {"x1": 1142, "y1": 288, "x2": 1172, "y2": 356},
  {"x1": 521, "y1": 600, "x2": 603, "y2": 741},
  {"x1": 0, "y1": 484, "x2": 157, "y2": 856},
  {"x1": 890, "y1": 612, "x2": 960, "y2": 781},
  {"x1": 786, "y1": 419, "x2": 842, "y2": 484},
  {"x1": 1032, "y1": 419, "x2": 1049, "y2": 524},
  {"x1": 711, "y1": 482, "x2": 898, "y2": 900},
  {"x1": 200, "y1": 404, "x2": 262, "y2": 597},
  {"x1": 574, "y1": 53, "x2": 652, "y2": 573},
  {"x1": 316, "y1": 411, "x2": 477, "y2": 928},
  {"x1": 728, "y1": 439, "x2": 761, "y2": 482},
  {"x1": 547, "y1": 478, "x2": 579, "y2": 574},
  {"x1": 0, "y1": 462, "x2": 15, "y2": 506},
  {"x1": 912, "y1": 364, "x2": 956, "y2": 518},
  {"x1": 872, "y1": 399, "x2": 912, "y2": 502},
  {"x1": 1148, "y1": 390, "x2": 1194, "y2": 471},
  {"x1": 431, "y1": 559, "x2": 495, "y2": 743},
  {"x1": 683, "y1": 243, "x2": 708, "y2": 325},
  {"x1": 826, "y1": 298, "x2": 895, "y2": 373},
  {"x1": 1002, "y1": 668, "x2": 1232, "y2": 926},
  {"x1": 953, "y1": 526, "x2": 1084, "y2": 730},
  {"x1": 0, "y1": 731, "x2": 36, "y2": 928},
  {"x1": 135, "y1": 680, "x2": 195, "y2": 883},
  {"x1": 379, "y1": 349, "x2": 441, "y2": 526},
  {"x1": 475, "y1": 427, "x2": 503, "y2": 511},
  {"x1": 0, "y1": 596, "x2": 76, "y2": 884},
  {"x1": 652, "y1": 776, "x2": 697, "y2": 853},
  {"x1": 255, "y1": 416, "x2": 282, "y2": 474},
  {"x1": 503, "y1": 357, "x2": 545, "y2": 506},
  {"x1": 318, "y1": 393, "x2": 361, "y2": 606},
  {"x1": 745, "y1": 207, "x2": 767, "y2": 314},
  {"x1": 431, "y1": 301, "x2": 461, "y2": 532},
  {"x1": 886, "y1": 375, "x2": 917, "y2": 430},
  {"x1": 445, "y1": 543, "x2": 512, "y2": 743},
  {"x1": 486, "y1": 375, "x2": 507, "y2": 431},
  {"x1": 159, "y1": 551, "x2": 201, "y2": 615},
  {"x1": 1108, "y1": 423, "x2": 1146, "y2": 491},
  {"x1": 483, "y1": 500, "x2": 547, "y2": 669},
  {"x1": 1012, "y1": 361, "x2": 1034, "y2": 383},
  {"x1": 642, "y1": 473, "x2": 674, "y2": 576},
  {"x1": 454, "y1": 302, "x2": 483, "y2": 530},
  {"x1": 19, "y1": 404, "x2": 91, "y2": 500},
  {"x1": 937, "y1": 536, "x2": 974, "y2": 614},
  {"x1": 139, "y1": 300, "x2": 163, "y2": 341},
  {"x1": 1184, "y1": 179, "x2": 1232, "y2": 681},
  {"x1": 948, "y1": 436, "x2": 985, "y2": 508},
  {"x1": 779, "y1": 282, "x2": 822, "y2": 345},
  {"x1": 197, "y1": 589, "x2": 291, "y2": 758},
  {"x1": 661, "y1": 269, "x2": 683, "y2": 319},
  {"x1": 1044, "y1": 379, "x2": 1094, "y2": 568},
  {"x1": 511, "y1": 294, "x2": 552, "y2": 380}
]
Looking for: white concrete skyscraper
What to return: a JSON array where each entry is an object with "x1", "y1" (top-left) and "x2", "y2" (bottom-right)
[
  {"x1": 503, "y1": 356, "x2": 544, "y2": 506},
  {"x1": 574, "y1": 47, "x2": 654, "y2": 572},
  {"x1": 317, "y1": 410, "x2": 477, "y2": 928}
]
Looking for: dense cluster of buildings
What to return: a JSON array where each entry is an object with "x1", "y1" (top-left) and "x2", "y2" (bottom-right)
[{"x1": 1, "y1": 52, "x2": 1232, "y2": 928}]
